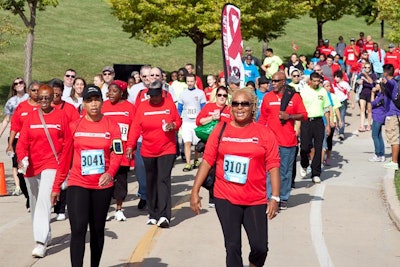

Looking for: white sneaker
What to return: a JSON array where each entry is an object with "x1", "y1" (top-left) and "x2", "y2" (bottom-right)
[
  {"x1": 12, "y1": 186, "x2": 22, "y2": 196},
  {"x1": 208, "y1": 203, "x2": 215, "y2": 208},
  {"x1": 380, "y1": 156, "x2": 385, "y2": 162},
  {"x1": 32, "y1": 243, "x2": 46, "y2": 258},
  {"x1": 300, "y1": 168, "x2": 307, "y2": 177},
  {"x1": 146, "y1": 218, "x2": 157, "y2": 225},
  {"x1": 114, "y1": 210, "x2": 126, "y2": 221},
  {"x1": 56, "y1": 213, "x2": 66, "y2": 221},
  {"x1": 383, "y1": 161, "x2": 399, "y2": 170},
  {"x1": 369, "y1": 155, "x2": 381, "y2": 162},
  {"x1": 312, "y1": 176, "x2": 321, "y2": 183},
  {"x1": 157, "y1": 217, "x2": 170, "y2": 228}
]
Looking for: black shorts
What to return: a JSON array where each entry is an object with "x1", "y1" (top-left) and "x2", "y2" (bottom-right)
[
  {"x1": 113, "y1": 166, "x2": 130, "y2": 200},
  {"x1": 360, "y1": 91, "x2": 371, "y2": 102},
  {"x1": 10, "y1": 137, "x2": 18, "y2": 168}
]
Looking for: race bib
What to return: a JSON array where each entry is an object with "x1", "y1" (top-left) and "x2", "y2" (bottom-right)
[
  {"x1": 187, "y1": 106, "x2": 197, "y2": 119},
  {"x1": 117, "y1": 123, "x2": 129, "y2": 141},
  {"x1": 223, "y1": 155, "x2": 250, "y2": 184},
  {"x1": 81, "y1": 149, "x2": 105, "y2": 175},
  {"x1": 348, "y1": 54, "x2": 354, "y2": 61}
]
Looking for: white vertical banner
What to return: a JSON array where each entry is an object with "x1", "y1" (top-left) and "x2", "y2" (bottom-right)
[{"x1": 221, "y1": 4, "x2": 245, "y2": 88}]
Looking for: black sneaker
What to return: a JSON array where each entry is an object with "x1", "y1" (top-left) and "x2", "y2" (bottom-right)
[
  {"x1": 279, "y1": 201, "x2": 288, "y2": 210},
  {"x1": 138, "y1": 199, "x2": 147, "y2": 210}
]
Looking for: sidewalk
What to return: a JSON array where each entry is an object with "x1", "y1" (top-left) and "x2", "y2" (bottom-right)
[{"x1": 1, "y1": 108, "x2": 400, "y2": 267}]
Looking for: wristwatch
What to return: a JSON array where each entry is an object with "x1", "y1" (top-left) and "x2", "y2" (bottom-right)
[{"x1": 270, "y1": 196, "x2": 280, "y2": 202}]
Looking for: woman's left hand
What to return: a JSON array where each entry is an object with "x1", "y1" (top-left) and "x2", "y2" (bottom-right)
[
  {"x1": 266, "y1": 199, "x2": 279, "y2": 220},
  {"x1": 98, "y1": 173, "x2": 113, "y2": 187}
]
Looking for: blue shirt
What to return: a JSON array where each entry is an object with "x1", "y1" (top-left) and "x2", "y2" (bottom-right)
[{"x1": 243, "y1": 63, "x2": 260, "y2": 83}]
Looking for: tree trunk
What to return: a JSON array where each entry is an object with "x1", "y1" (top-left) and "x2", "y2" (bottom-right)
[
  {"x1": 317, "y1": 20, "x2": 323, "y2": 44},
  {"x1": 195, "y1": 39, "x2": 204, "y2": 80},
  {"x1": 24, "y1": 29, "x2": 34, "y2": 85}
]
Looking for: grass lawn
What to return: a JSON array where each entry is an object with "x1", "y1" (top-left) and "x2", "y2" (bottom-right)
[
  {"x1": 0, "y1": 0, "x2": 386, "y2": 105},
  {"x1": 395, "y1": 171, "x2": 400, "y2": 201}
]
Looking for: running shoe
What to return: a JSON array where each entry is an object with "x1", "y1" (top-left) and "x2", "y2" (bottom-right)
[
  {"x1": 383, "y1": 161, "x2": 399, "y2": 170},
  {"x1": 208, "y1": 203, "x2": 215, "y2": 208},
  {"x1": 369, "y1": 155, "x2": 381, "y2": 162},
  {"x1": 324, "y1": 158, "x2": 331, "y2": 166},
  {"x1": 56, "y1": 213, "x2": 66, "y2": 221},
  {"x1": 192, "y1": 160, "x2": 200, "y2": 169},
  {"x1": 146, "y1": 218, "x2": 157, "y2": 225},
  {"x1": 115, "y1": 210, "x2": 127, "y2": 221},
  {"x1": 300, "y1": 168, "x2": 307, "y2": 178},
  {"x1": 12, "y1": 186, "x2": 22, "y2": 196},
  {"x1": 279, "y1": 201, "x2": 288, "y2": 210},
  {"x1": 32, "y1": 243, "x2": 46, "y2": 258},
  {"x1": 339, "y1": 134, "x2": 344, "y2": 141},
  {"x1": 182, "y1": 164, "x2": 192, "y2": 172},
  {"x1": 157, "y1": 217, "x2": 170, "y2": 228},
  {"x1": 312, "y1": 176, "x2": 321, "y2": 183},
  {"x1": 380, "y1": 156, "x2": 386, "y2": 162}
]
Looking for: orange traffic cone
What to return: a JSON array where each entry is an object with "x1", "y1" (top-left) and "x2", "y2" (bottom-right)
[{"x1": 0, "y1": 162, "x2": 8, "y2": 196}]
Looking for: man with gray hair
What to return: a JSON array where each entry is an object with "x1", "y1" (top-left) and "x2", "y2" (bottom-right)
[{"x1": 128, "y1": 65, "x2": 152, "y2": 104}]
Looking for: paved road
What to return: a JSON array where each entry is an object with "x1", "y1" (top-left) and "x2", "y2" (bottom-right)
[{"x1": 0, "y1": 108, "x2": 400, "y2": 267}]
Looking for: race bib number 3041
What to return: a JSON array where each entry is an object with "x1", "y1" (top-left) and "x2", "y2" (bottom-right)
[
  {"x1": 223, "y1": 155, "x2": 250, "y2": 184},
  {"x1": 81, "y1": 149, "x2": 105, "y2": 175}
]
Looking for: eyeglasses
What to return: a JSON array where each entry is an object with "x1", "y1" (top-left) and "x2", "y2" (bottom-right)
[
  {"x1": 30, "y1": 89, "x2": 38, "y2": 92},
  {"x1": 14, "y1": 81, "x2": 24, "y2": 86},
  {"x1": 292, "y1": 75, "x2": 300, "y2": 78},
  {"x1": 65, "y1": 74, "x2": 75, "y2": 78},
  {"x1": 231, "y1": 101, "x2": 251, "y2": 107},
  {"x1": 103, "y1": 72, "x2": 112, "y2": 76},
  {"x1": 150, "y1": 74, "x2": 160, "y2": 77},
  {"x1": 217, "y1": 94, "x2": 228, "y2": 98},
  {"x1": 38, "y1": 96, "x2": 52, "y2": 101},
  {"x1": 271, "y1": 79, "x2": 283, "y2": 83}
]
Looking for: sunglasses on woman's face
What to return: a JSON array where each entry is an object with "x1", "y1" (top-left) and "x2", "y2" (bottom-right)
[
  {"x1": 231, "y1": 101, "x2": 251, "y2": 108},
  {"x1": 14, "y1": 81, "x2": 24, "y2": 86}
]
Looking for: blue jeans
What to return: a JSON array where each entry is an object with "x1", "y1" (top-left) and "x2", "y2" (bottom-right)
[
  {"x1": 371, "y1": 120, "x2": 385, "y2": 157},
  {"x1": 268, "y1": 146, "x2": 296, "y2": 201},
  {"x1": 135, "y1": 142, "x2": 147, "y2": 200},
  {"x1": 339, "y1": 100, "x2": 348, "y2": 135}
]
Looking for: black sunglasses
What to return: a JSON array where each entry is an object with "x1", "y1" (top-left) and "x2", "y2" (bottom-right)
[{"x1": 231, "y1": 101, "x2": 251, "y2": 107}]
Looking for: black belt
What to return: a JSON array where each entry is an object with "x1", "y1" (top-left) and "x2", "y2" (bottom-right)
[{"x1": 307, "y1": 116, "x2": 322, "y2": 121}]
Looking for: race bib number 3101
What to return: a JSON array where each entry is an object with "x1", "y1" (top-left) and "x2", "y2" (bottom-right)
[
  {"x1": 81, "y1": 149, "x2": 105, "y2": 175},
  {"x1": 223, "y1": 155, "x2": 250, "y2": 184}
]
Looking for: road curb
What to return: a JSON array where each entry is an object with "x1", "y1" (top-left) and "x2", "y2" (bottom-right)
[{"x1": 382, "y1": 169, "x2": 400, "y2": 231}]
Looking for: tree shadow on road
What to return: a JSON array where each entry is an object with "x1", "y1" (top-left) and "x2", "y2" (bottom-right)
[{"x1": 118, "y1": 257, "x2": 168, "y2": 267}]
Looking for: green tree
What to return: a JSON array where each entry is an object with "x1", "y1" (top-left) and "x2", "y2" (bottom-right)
[
  {"x1": 309, "y1": 0, "x2": 355, "y2": 44},
  {"x1": 0, "y1": 16, "x2": 22, "y2": 52},
  {"x1": 378, "y1": 0, "x2": 400, "y2": 42},
  {"x1": 109, "y1": 0, "x2": 308, "y2": 77},
  {"x1": 0, "y1": 0, "x2": 59, "y2": 84}
]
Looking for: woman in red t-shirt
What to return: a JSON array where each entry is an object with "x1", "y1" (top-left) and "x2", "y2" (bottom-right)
[
  {"x1": 127, "y1": 80, "x2": 182, "y2": 228},
  {"x1": 190, "y1": 87, "x2": 280, "y2": 267},
  {"x1": 52, "y1": 85, "x2": 122, "y2": 267},
  {"x1": 102, "y1": 80, "x2": 136, "y2": 221},
  {"x1": 16, "y1": 84, "x2": 70, "y2": 258}
]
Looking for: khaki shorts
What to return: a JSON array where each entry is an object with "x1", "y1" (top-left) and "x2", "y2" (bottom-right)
[{"x1": 385, "y1": 116, "x2": 400, "y2": 145}]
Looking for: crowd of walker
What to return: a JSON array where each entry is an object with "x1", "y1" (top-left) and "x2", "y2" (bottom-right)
[{"x1": 1, "y1": 31, "x2": 400, "y2": 267}]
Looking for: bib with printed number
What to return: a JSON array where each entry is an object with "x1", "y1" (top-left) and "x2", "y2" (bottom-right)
[
  {"x1": 187, "y1": 106, "x2": 197, "y2": 119},
  {"x1": 117, "y1": 123, "x2": 129, "y2": 141},
  {"x1": 81, "y1": 149, "x2": 105, "y2": 175},
  {"x1": 223, "y1": 155, "x2": 250, "y2": 184}
]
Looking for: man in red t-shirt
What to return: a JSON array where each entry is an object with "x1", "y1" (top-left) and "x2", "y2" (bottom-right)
[
  {"x1": 320, "y1": 39, "x2": 335, "y2": 57},
  {"x1": 363, "y1": 35, "x2": 374, "y2": 53},
  {"x1": 385, "y1": 43, "x2": 400, "y2": 76},
  {"x1": 343, "y1": 38, "x2": 360, "y2": 80}
]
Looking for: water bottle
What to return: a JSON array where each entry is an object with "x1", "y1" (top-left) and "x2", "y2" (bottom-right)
[
  {"x1": 162, "y1": 119, "x2": 168, "y2": 132},
  {"x1": 18, "y1": 156, "x2": 29, "y2": 174},
  {"x1": 6, "y1": 151, "x2": 15, "y2": 158}
]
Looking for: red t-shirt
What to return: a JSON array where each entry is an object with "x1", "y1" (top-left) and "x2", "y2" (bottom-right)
[
  {"x1": 364, "y1": 42, "x2": 374, "y2": 52},
  {"x1": 203, "y1": 122, "x2": 280, "y2": 205},
  {"x1": 258, "y1": 92, "x2": 307, "y2": 147},
  {"x1": 195, "y1": 75, "x2": 203, "y2": 90},
  {"x1": 134, "y1": 88, "x2": 175, "y2": 109},
  {"x1": 320, "y1": 46, "x2": 335, "y2": 56},
  {"x1": 128, "y1": 98, "x2": 182, "y2": 157},
  {"x1": 343, "y1": 45, "x2": 360, "y2": 66},
  {"x1": 102, "y1": 100, "x2": 136, "y2": 166},
  {"x1": 53, "y1": 101, "x2": 80, "y2": 123},
  {"x1": 204, "y1": 86, "x2": 216, "y2": 102},
  {"x1": 52, "y1": 116, "x2": 123, "y2": 193},
  {"x1": 16, "y1": 108, "x2": 70, "y2": 177},
  {"x1": 10, "y1": 100, "x2": 39, "y2": 134},
  {"x1": 195, "y1": 102, "x2": 232, "y2": 126},
  {"x1": 385, "y1": 51, "x2": 400, "y2": 73}
]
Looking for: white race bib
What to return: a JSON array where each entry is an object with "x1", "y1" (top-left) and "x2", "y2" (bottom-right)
[
  {"x1": 187, "y1": 106, "x2": 197, "y2": 119},
  {"x1": 223, "y1": 155, "x2": 250, "y2": 184},
  {"x1": 348, "y1": 54, "x2": 354, "y2": 61},
  {"x1": 81, "y1": 149, "x2": 105, "y2": 175},
  {"x1": 117, "y1": 123, "x2": 129, "y2": 141}
]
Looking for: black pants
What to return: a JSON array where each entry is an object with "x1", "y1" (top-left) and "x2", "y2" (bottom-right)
[
  {"x1": 11, "y1": 138, "x2": 29, "y2": 207},
  {"x1": 143, "y1": 154, "x2": 175, "y2": 221},
  {"x1": 291, "y1": 145, "x2": 299, "y2": 185},
  {"x1": 300, "y1": 118, "x2": 325, "y2": 177},
  {"x1": 67, "y1": 186, "x2": 113, "y2": 267},
  {"x1": 326, "y1": 127, "x2": 335, "y2": 151},
  {"x1": 215, "y1": 198, "x2": 268, "y2": 267}
]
